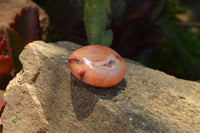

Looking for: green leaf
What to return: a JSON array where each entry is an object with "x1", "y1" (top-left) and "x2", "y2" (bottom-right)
[
  {"x1": 6, "y1": 27, "x2": 25, "y2": 71},
  {"x1": 100, "y1": 29, "x2": 113, "y2": 45},
  {"x1": 84, "y1": 0, "x2": 113, "y2": 46}
]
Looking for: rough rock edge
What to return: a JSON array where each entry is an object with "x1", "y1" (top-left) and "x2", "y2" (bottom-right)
[{"x1": 2, "y1": 41, "x2": 200, "y2": 133}]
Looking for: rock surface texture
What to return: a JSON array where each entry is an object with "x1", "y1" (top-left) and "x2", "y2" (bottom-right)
[{"x1": 2, "y1": 41, "x2": 200, "y2": 133}]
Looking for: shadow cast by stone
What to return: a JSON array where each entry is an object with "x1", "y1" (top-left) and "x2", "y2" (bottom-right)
[
  {"x1": 86, "y1": 79, "x2": 126, "y2": 100},
  {"x1": 70, "y1": 74, "x2": 126, "y2": 120}
]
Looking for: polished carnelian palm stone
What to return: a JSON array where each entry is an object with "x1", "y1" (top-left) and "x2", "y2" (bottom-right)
[{"x1": 69, "y1": 45, "x2": 126, "y2": 87}]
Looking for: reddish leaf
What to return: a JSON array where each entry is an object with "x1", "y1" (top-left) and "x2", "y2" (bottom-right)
[
  {"x1": 0, "y1": 74, "x2": 12, "y2": 90},
  {"x1": 131, "y1": 25, "x2": 166, "y2": 53},
  {"x1": 0, "y1": 90, "x2": 5, "y2": 113},
  {"x1": 70, "y1": 21, "x2": 87, "y2": 40},
  {"x1": 71, "y1": 0, "x2": 165, "y2": 58},
  {"x1": 6, "y1": 27, "x2": 25, "y2": 71},
  {"x1": 10, "y1": 7, "x2": 41, "y2": 44},
  {"x1": 0, "y1": 35, "x2": 6, "y2": 54},
  {"x1": 0, "y1": 90, "x2": 6, "y2": 127},
  {"x1": 109, "y1": 0, "x2": 165, "y2": 58},
  {"x1": 125, "y1": 0, "x2": 158, "y2": 20},
  {"x1": 0, "y1": 55, "x2": 12, "y2": 74},
  {"x1": 111, "y1": 18, "x2": 165, "y2": 57}
]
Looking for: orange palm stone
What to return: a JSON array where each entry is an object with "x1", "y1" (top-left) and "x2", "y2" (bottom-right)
[{"x1": 69, "y1": 45, "x2": 126, "y2": 87}]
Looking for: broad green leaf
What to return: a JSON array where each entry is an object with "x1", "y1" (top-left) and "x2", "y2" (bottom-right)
[
  {"x1": 100, "y1": 29, "x2": 113, "y2": 46},
  {"x1": 6, "y1": 27, "x2": 25, "y2": 71},
  {"x1": 84, "y1": 0, "x2": 113, "y2": 46}
]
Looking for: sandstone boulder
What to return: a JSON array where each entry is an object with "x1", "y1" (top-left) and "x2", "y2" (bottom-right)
[{"x1": 2, "y1": 41, "x2": 200, "y2": 132}]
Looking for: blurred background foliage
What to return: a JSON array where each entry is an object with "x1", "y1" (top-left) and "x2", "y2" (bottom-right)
[{"x1": 33, "y1": 0, "x2": 200, "y2": 80}]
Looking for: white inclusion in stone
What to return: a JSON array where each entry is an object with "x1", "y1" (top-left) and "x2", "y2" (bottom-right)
[{"x1": 83, "y1": 55, "x2": 121, "y2": 74}]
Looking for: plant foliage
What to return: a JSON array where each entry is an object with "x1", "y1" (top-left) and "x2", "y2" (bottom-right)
[
  {"x1": 0, "y1": 7, "x2": 41, "y2": 89},
  {"x1": 84, "y1": 0, "x2": 113, "y2": 46},
  {"x1": 70, "y1": 0, "x2": 200, "y2": 80}
]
